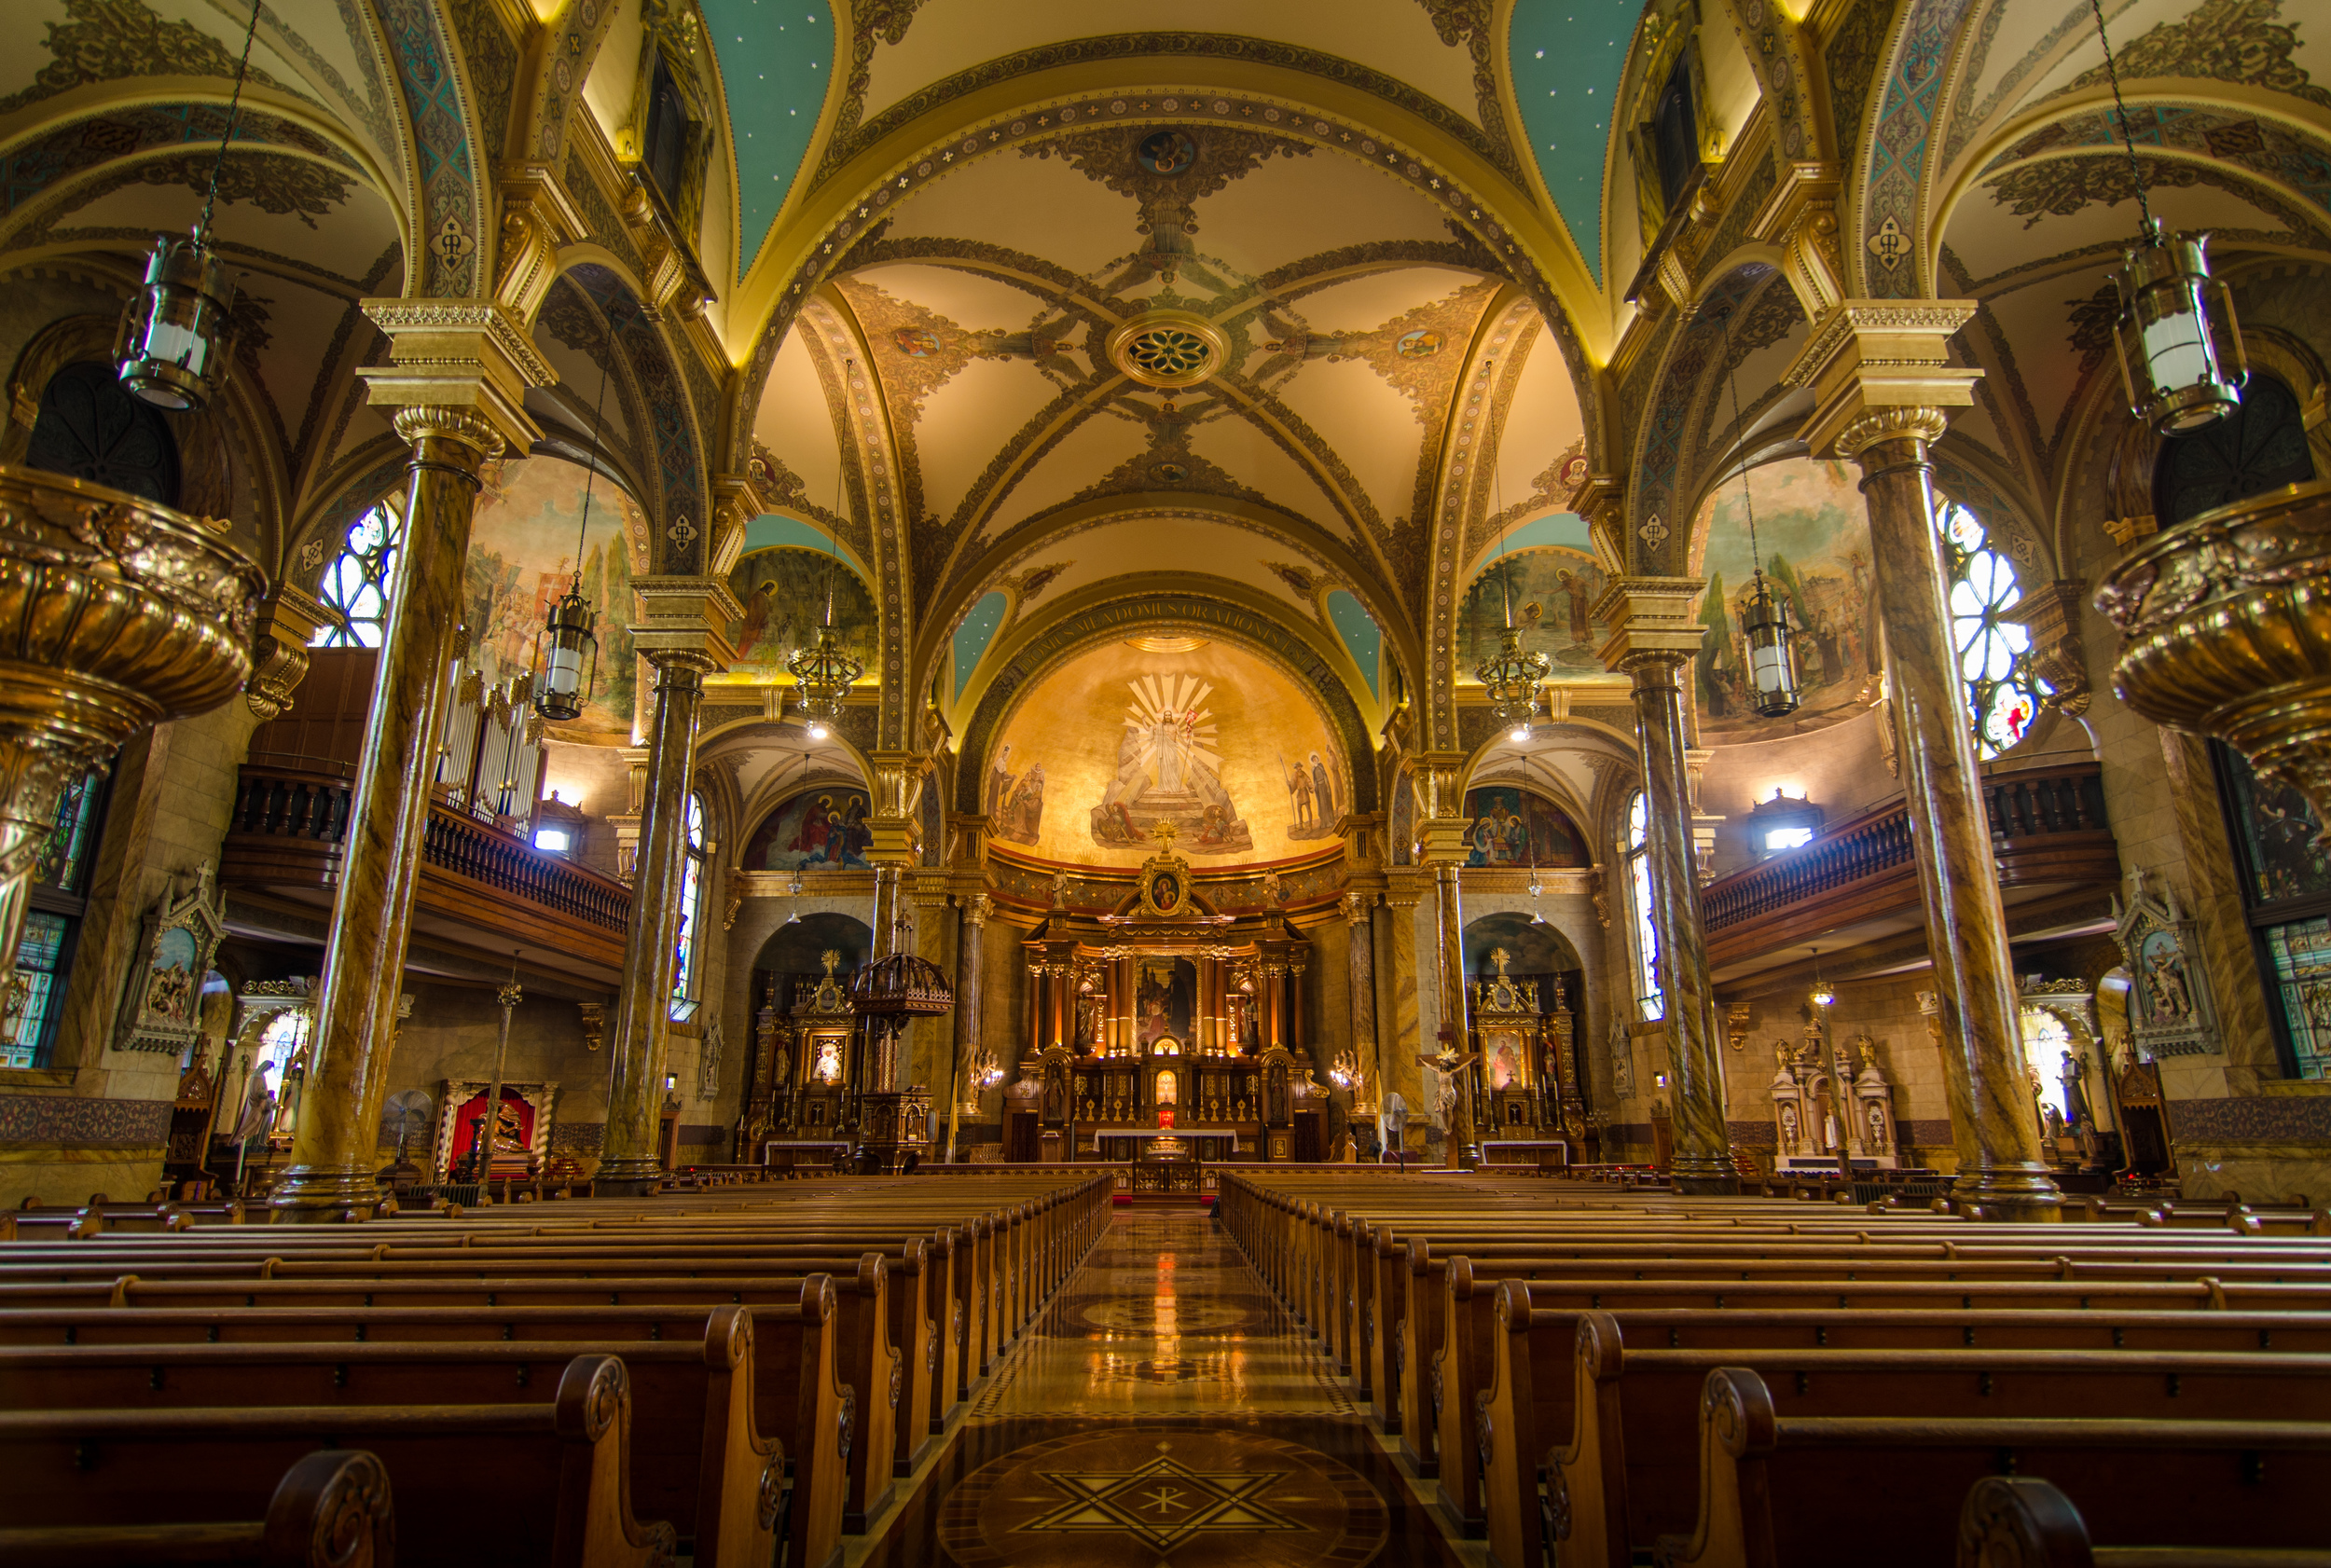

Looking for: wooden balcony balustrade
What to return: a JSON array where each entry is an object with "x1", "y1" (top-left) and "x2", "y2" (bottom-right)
[
  {"x1": 1701, "y1": 760, "x2": 2117, "y2": 970},
  {"x1": 218, "y1": 764, "x2": 633, "y2": 975}
]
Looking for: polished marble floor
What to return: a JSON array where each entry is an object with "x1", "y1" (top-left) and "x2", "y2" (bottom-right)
[{"x1": 854, "y1": 1211, "x2": 1476, "y2": 1568}]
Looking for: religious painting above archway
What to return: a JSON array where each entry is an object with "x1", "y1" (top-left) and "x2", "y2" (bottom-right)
[
  {"x1": 1691, "y1": 458, "x2": 1881, "y2": 742},
  {"x1": 466, "y1": 459, "x2": 637, "y2": 736},
  {"x1": 986, "y1": 640, "x2": 1348, "y2": 867},
  {"x1": 1461, "y1": 787, "x2": 1589, "y2": 869},
  {"x1": 1457, "y1": 547, "x2": 1607, "y2": 679},
  {"x1": 743, "y1": 786, "x2": 874, "y2": 872},
  {"x1": 727, "y1": 545, "x2": 878, "y2": 681}
]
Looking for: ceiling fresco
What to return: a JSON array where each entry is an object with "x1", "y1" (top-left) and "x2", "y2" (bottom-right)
[
  {"x1": 986, "y1": 638, "x2": 1349, "y2": 868},
  {"x1": 738, "y1": 117, "x2": 1588, "y2": 728}
]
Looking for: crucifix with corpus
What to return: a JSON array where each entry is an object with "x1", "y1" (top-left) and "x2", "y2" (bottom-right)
[{"x1": 1417, "y1": 1027, "x2": 1483, "y2": 1167}]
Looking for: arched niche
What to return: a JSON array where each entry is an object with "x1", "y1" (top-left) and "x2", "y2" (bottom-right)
[{"x1": 752, "y1": 912, "x2": 872, "y2": 979}]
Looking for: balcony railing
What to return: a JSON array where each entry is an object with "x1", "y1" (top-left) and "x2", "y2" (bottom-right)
[
  {"x1": 1701, "y1": 760, "x2": 2116, "y2": 964},
  {"x1": 222, "y1": 765, "x2": 632, "y2": 969}
]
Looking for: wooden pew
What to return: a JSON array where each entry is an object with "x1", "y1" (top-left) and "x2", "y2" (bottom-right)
[
  {"x1": 1656, "y1": 1366, "x2": 2331, "y2": 1568},
  {"x1": 0, "y1": 1353, "x2": 675, "y2": 1568},
  {"x1": 1955, "y1": 1474, "x2": 2331, "y2": 1568},
  {"x1": 1552, "y1": 1313, "x2": 2331, "y2": 1568},
  {"x1": 0, "y1": 1309, "x2": 786, "y2": 1568},
  {"x1": 0, "y1": 1448, "x2": 393, "y2": 1568}
]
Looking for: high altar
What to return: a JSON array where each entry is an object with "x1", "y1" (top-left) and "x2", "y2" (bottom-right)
[{"x1": 1005, "y1": 826, "x2": 1329, "y2": 1163}]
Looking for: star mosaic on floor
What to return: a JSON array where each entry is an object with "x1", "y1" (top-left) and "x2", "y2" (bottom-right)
[{"x1": 856, "y1": 1213, "x2": 1470, "y2": 1567}]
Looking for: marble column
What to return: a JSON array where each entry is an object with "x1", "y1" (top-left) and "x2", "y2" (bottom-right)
[
  {"x1": 1410, "y1": 751, "x2": 1478, "y2": 1166},
  {"x1": 1343, "y1": 890, "x2": 1380, "y2": 1117},
  {"x1": 273, "y1": 406, "x2": 500, "y2": 1220},
  {"x1": 596, "y1": 655, "x2": 711, "y2": 1195},
  {"x1": 1594, "y1": 579, "x2": 1737, "y2": 1194},
  {"x1": 945, "y1": 891, "x2": 990, "y2": 1160},
  {"x1": 1381, "y1": 878, "x2": 1426, "y2": 1154},
  {"x1": 1841, "y1": 407, "x2": 2057, "y2": 1216}
]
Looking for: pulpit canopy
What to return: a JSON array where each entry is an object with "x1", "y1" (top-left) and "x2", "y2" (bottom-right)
[{"x1": 851, "y1": 951, "x2": 955, "y2": 1017}]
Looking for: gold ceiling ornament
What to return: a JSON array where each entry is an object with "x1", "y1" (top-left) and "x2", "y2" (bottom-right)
[
  {"x1": 0, "y1": 463, "x2": 264, "y2": 983},
  {"x1": 2096, "y1": 478, "x2": 2331, "y2": 822},
  {"x1": 1106, "y1": 309, "x2": 1228, "y2": 390}
]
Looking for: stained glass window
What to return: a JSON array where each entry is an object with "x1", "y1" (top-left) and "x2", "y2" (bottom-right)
[
  {"x1": 310, "y1": 500, "x2": 405, "y2": 649},
  {"x1": 671, "y1": 792, "x2": 708, "y2": 1007},
  {"x1": 1939, "y1": 499, "x2": 2042, "y2": 760},
  {"x1": 34, "y1": 767, "x2": 105, "y2": 894},
  {"x1": 2265, "y1": 919, "x2": 2331, "y2": 1080},
  {"x1": 2019, "y1": 1006, "x2": 2075, "y2": 1123},
  {"x1": 1626, "y1": 791, "x2": 1662, "y2": 1023},
  {"x1": 0, "y1": 913, "x2": 70, "y2": 1069}
]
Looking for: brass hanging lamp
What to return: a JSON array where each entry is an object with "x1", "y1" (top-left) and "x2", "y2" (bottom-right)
[
  {"x1": 115, "y1": 0, "x2": 264, "y2": 409},
  {"x1": 1718, "y1": 308, "x2": 1801, "y2": 719},
  {"x1": 2084, "y1": 0, "x2": 2245, "y2": 433},
  {"x1": 789, "y1": 394, "x2": 864, "y2": 742},
  {"x1": 1473, "y1": 408, "x2": 1551, "y2": 740},
  {"x1": 530, "y1": 306, "x2": 621, "y2": 722}
]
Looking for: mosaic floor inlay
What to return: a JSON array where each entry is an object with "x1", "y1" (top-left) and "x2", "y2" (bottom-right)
[{"x1": 854, "y1": 1211, "x2": 1475, "y2": 1567}]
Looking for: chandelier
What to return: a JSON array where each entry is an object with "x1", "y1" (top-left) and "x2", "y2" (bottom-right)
[
  {"x1": 2083, "y1": 0, "x2": 2244, "y2": 433},
  {"x1": 115, "y1": 0, "x2": 264, "y2": 410},
  {"x1": 790, "y1": 414, "x2": 864, "y2": 740},
  {"x1": 1475, "y1": 559, "x2": 1550, "y2": 739}
]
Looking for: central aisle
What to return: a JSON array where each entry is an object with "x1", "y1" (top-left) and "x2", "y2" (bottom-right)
[{"x1": 861, "y1": 1210, "x2": 1473, "y2": 1565}]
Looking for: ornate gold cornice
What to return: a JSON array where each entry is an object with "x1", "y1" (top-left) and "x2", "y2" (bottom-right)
[
  {"x1": 1781, "y1": 298, "x2": 1981, "y2": 459},
  {"x1": 1592, "y1": 574, "x2": 1708, "y2": 673},
  {"x1": 360, "y1": 298, "x2": 552, "y2": 453}
]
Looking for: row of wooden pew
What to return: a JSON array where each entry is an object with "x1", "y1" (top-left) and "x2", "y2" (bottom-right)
[
  {"x1": 0, "y1": 1173, "x2": 1110, "y2": 1568},
  {"x1": 1220, "y1": 1170, "x2": 2331, "y2": 1568}
]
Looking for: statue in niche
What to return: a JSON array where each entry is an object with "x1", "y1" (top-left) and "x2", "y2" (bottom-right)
[
  {"x1": 1865, "y1": 1098, "x2": 1888, "y2": 1154},
  {"x1": 1778, "y1": 1100, "x2": 1800, "y2": 1150}
]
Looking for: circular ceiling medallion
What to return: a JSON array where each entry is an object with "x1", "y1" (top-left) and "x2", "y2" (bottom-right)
[{"x1": 1107, "y1": 309, "x2": 1228, "y2": 390}]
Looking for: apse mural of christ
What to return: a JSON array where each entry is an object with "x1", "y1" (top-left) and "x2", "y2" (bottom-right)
[{"x1": 1090, "y1": 671, "x2": 1253, "y2": 853}]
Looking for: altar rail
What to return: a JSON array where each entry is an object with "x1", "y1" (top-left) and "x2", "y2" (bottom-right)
[
  {"x1": 217, "y1": 764, "x2": 634, "y2": 969},
  {"x1": 1701, "y1": 760, "x2": 2116, "y2": 965}
]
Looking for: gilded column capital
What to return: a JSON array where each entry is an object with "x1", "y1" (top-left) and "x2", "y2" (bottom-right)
[
  {"x1": 865, "y1": 750, "x2": 932, "y2": 867},
  {"x1": 707, "y1": 468, "x2": 772, "y2": 578},
  {"x1": 1747, "y1": 161, "x2": 1847, "y2": 321},
  {"x1": 1593, "y1": 575, "x2": 1708, "y2": 674},
  {"x1": 1566, "y1": 470, "x2": 1629, "y2": 572},
  {"x1": 1405, "y1": 750, "x2": 1471, "y2": 866},
  {"x1": 630, "y1": 575, "x2": 742, "y2": 671},
  {"x1": 1341, "y1": 889, "x2": 1376, "y2": 926},
  {"x1": 390, "y1": 405, "x2": 504, "y2": 467},
  {"x1": 1833, "y1": 404, "x2": 1952, "y2": 460},
  {"x1": 490, "y1": 161, "x2": 587, "y2": 323},
  {"x1": 962, "y1": 889, "x2": 992, "y2": 928},
  {"x1": 1781, "y1": 298, "x2": 1981, "y2": 459},
  {"x1": 361, "y1": 299, "x2": 550, "y2": 454}
]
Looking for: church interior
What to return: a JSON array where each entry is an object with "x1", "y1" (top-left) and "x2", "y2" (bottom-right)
[{"x1": 4, "y1": 0, "x2": 2331, "y2": 1560}]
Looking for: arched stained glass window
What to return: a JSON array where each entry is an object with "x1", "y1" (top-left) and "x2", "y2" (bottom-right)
[
  {"x1": 310, "y1": 500, "x2": 405, "y2": 649},
  {"x1": 1625, "y1": 791, "x2": 1662, "y2": 1023},
  {"x1": 1939, "y1": 500, "x2": 2043, "y2": 760}
]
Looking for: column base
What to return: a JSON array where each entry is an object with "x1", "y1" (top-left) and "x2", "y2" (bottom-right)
[
  {"x1": 269, "y1": 1165, "x2": 386, "y2": 1223},
  {"x1": 594, "y1": 1157, "x2": 666, "y2": 1198},
  {"x1": 1951, "y1": 1164, "x2": 2065, "y2": 1222},
  {"x1": 1671, "y1": 1155, "x2": 1741, "y2": 1196}
]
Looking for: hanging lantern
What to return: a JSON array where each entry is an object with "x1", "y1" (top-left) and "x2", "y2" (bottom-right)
[
  {"x1": 530, "y1": 585, "x2": 599, "y2": 722},
  {"x1": 788, "y1": 624, "x2": 863, "y2": 741},
  {"x1": 1475, "y1": 623, "x2": 1551, "y2": 740},
  {"x1": 2115, "y1": 223, "x2": 2245, "y2": 434},
  {"x1": 1739, "y1": 571, "x2": 1801, "y2": 719},
  {"x1": 116, "y1": 236, "x2": 239, "y2": 411}
]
